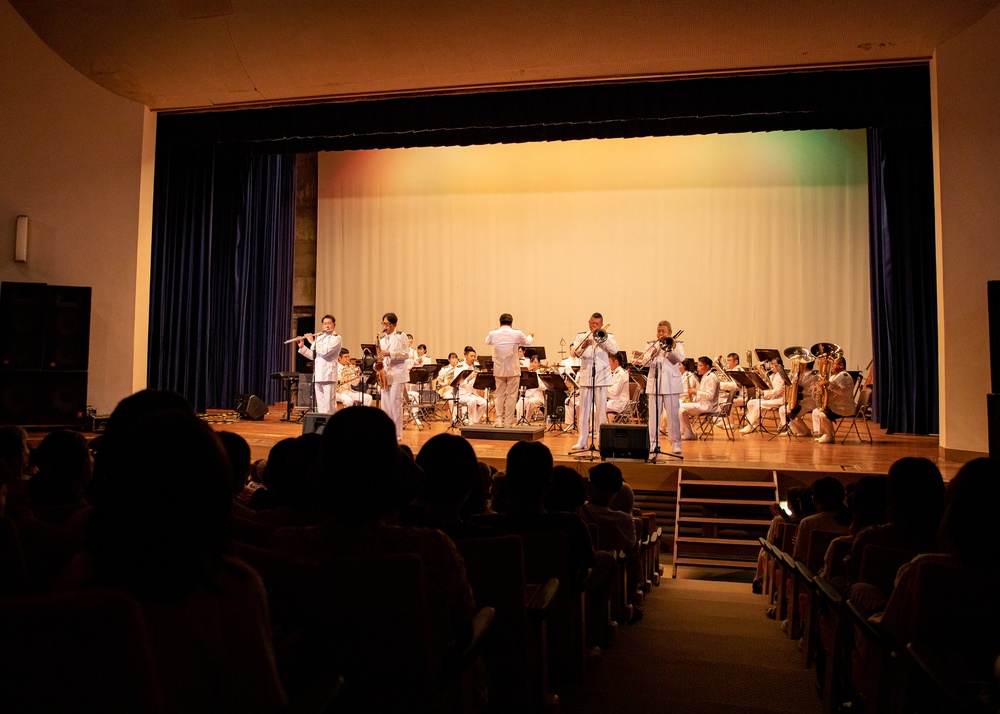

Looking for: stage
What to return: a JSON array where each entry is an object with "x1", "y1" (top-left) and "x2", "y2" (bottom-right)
[{"x1": 205, "y1": 403, "x2": 963, "y2": 495}]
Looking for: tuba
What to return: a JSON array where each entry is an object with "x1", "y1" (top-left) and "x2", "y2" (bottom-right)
[{"x1": 810, "y1": 342, "x2": 842, "y2": 411}]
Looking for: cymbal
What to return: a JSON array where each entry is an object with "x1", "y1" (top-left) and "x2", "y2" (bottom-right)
[{"x1": 810, "y1": 342, "x2": 841, "y2": 357}]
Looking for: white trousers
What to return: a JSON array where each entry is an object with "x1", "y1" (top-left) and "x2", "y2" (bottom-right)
[
  {"x1": 381, "y1": 381, "x2": 406, "y2": 439},
  {"x1": 314, "y1": 381, "x2": 336, "y2": 415},
  {"x1": 577, "y1": 386, "x2": 608, "y2": 446},
  {"x1": 337, "y1": 390, "x2": 372, "y2": 408},
  {"x1": 459, "y1": 392, "x2": 487, "y2": 424},
  {"x1": 493, "y1": 375, "x2": 519, "y2": 426},
  {"x1": 649, "y1": 393, "x2": 680, "y2": 451},
  {"x1": 745, "y1": 398, "x2": 785, "y2": 427}
]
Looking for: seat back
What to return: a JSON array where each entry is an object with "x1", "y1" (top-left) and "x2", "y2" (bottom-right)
[
  {"x1": 0, "y1": 589, "x2": 164, "y2": 713},
  {"x1": 804, "y1": 529, "x2": 843, "y2": 571},
  {"x1": 857, "y1": 544, "x2": 917, "y2": 598},
  {"x1": 779, "y1": 522, "x2": 799, "y2": 555}
]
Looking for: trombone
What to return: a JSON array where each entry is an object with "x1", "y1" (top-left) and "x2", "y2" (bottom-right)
[
  {"x1": 572, "y1": 323, "x2": 612, "y2": 353},
  {"x1": 630, "y1": 329, "x2": 684, "y2": 367}
]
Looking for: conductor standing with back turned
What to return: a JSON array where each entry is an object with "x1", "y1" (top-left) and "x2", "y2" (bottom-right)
[{"x1": 485, "y1": 313, "x2": 534, "y2": 428}]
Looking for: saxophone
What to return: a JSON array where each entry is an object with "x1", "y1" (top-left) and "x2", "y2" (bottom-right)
[{"x1": 374, "y1": 331, "x2": 389, "y2": 391}]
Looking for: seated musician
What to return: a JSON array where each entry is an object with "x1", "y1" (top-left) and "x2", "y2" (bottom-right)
[
  {"x1": 679, "y1": 356, "x2": 721, "y2": 439},
  {"x1": 812, "y1": 356, "x2": 854, "y2": 444},
  {"x1": 414, "y1": 343, "x2": 431, "y2": 367},
  {"x1": 335, "y1": 349, "x2": 372, "y2": 407},
  {"x1": 456, "y1": 346, "x2": 487, "y2": 425},
  {"x1": 514, "y1": 354, "x2": 545, "y2": 422},
  {"x1": 740, "y1": 357, "x2": 786, "y2": 434},
  {"x1": 784, "y1": 360, "x2": 818, "y2": 436},
  {"x1": 436, "y1": 352, "x2": 460, "y2": 399},
  {"x1": 606, "y1": 352, "x2": 630, "y2": 416}
]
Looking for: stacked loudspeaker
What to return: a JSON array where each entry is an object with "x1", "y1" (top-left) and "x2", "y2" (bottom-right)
[{"x1": 0, "y1": 282, "x2": 91, "y2": 427}]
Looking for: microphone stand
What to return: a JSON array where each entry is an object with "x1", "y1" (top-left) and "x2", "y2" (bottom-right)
[
  {"x1": 570, "y1": 339, "x2": 601, "y2": 461},
  {"x1": 648, "y1": 350, "x2": 683, "y2": 463}
]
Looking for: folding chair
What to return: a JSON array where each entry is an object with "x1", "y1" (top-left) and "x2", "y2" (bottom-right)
[
  {"x1": 834, "y1": 387, "x2": 873, "y2": 444},
  {"x1": 691, "y1": 390, "x2": 735, "y2": 440},
  {"x1": 611, "y1": 381, "x2": 642, "y2": 423}
]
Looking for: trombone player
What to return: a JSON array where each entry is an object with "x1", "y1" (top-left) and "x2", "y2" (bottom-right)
[
  {"x1": 569, "y1": 312, "x2": 618, "y2": 451},
  {"x1": 635, "y1": 320, "x2": 685, "y2": 456}
]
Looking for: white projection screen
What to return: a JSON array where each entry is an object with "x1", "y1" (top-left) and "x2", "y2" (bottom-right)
[{"x1": 316, "y1": 130, "x2": 871, "y2": 371}]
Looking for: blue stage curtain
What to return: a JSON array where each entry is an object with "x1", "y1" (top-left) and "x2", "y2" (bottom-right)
[
  {"x1": 867, "y1": 126, "x2": 938, "y2": 434},
  {"x1": 149, "y1": 146, "x2": 295, "y2": 412}
]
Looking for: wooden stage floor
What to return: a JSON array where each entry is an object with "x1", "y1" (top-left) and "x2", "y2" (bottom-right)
[{"x1": 206, "y1": 405, "x2": 961, "y2": 493}]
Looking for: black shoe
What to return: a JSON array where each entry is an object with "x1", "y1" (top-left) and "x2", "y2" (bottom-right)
[{"x1": 752, "y1": 578, "x2": 763, "y2": 594}]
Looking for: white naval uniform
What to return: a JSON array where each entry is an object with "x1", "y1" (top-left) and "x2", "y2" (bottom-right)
[
  {"x1": 606, "y1": 366, "x2": 630, "y2": 414},
  {"x1": 455, "y1": 361, "x2": 487, "y2": 425},
  {"x1": 380, "y1": 330, "x2": 410, "y2": 440},
  {"x1": 743, "y1": 370, "x2": 785, "y2": 429},
  {"x1": 336, "y1": 363, "x2": 372, "y2": 407},
  {"x1": 679, "y1": 370, "x2": 721, "y2": 438},
  {"x1": 570, "y1": 329, "x2": 619, "y2": 449},
  {"x1": 514, "y1": 370, "x2": 546, "y2": 421},
  {"x1": 812, "y1": 370, "x2": 855, "y2": 439},
  {"x1": 298, "y1": 331, "x2": 342, "y2": 414},
  {"x1": 645, "y1": 342, "x2": 685, "y2": 453},
  {"x1": 485, "y1": 325, "x2": 533, "y2": 427}
]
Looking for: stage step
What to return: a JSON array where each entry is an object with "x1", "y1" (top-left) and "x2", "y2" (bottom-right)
[{"x1": 459, "y1": 425, "x2": 545, "y2": 442}]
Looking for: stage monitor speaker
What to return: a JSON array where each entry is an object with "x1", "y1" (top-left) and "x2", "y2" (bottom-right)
[
  {"x1": 297, "y1": 373, "x2": 313, "y2": 407},
  {"x1": 0, "y1": 282, "x2": 47, "y2": 370},
  {"x1": 233, "y1": 393, "x2": 268, "y2": 421},
  {"x1": 302, "y1": 412, "x2": 332, "y2": 435},
  {"x1": 0, "y1": 370, "x2": 87, "y2": 427},
  {"x1": 43, "y1": 285, "x2": 92, "y2": 370},
  {"x1": 545, "y1": 391, "x2": 566, "y2": 422},
  {"x1": 599, "y1": 423, "x2": 649, "y2": 460}
]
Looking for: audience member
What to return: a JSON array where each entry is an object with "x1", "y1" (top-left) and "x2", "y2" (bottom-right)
[
  {"x1": 59, "y1": 402, "x2": 286, "y2": 713},
  {"x1": 251, "y1": 434, "x2": 323, "y2": 527},
  {"x1": 791, "y1": 476, "x2": 851, "y2": 562},
  {"x1": 267, "y1": 406, "x2": 476, "y2": 661},
  {"x1": 410, "y1": 433, "x2": 502, "y2": 539},
  {"x1": 217, "y1": 431, "x2": 255, "y2": 519},
  {"x1": 25, "y1": 430, "x2": 92, "y2": 526},
  {"x1": 819, "y1": 475, "x2": 888, "y2": 584},
  {"x1": 544, "y1": 465, "x2": 588, "y2": 513}
]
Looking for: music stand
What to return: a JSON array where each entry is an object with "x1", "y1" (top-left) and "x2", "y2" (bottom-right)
[
  {"x1": 728, "y1": 370, "x2": 757, "y2": 430},
  {"x1": 561, "y1": 368, "x2": 580, "y2": 435},
  {"x1": 472, "y1": 372, "x2": 497, "y2": 424},
  {"x1": 515, "y1": 371, "x2": 540, "y2": 425},
  {"x1": 539, "y1": 373, "x2": 568, "y2": 432},
  {"x1": 755, "y1": 348, "x2": 783, "y2": 366},
  {"x1": 446, "y1": 370, "x2": 470, "y2": 430},
  {"x1": 523, "y1": 346, "x2": 546, "y2": 361}
]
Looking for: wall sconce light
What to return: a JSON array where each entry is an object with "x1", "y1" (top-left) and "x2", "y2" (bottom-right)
[{"x1": 15, "y1": 215, "x2": 27, "y2": 263}]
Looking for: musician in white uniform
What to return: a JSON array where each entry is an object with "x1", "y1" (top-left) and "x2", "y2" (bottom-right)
[
  {"x1": 639, "y1": 320, "x2": 685, "y2": 455},
  {"x1": 296, "y1": 314, "x2": 342, "y2": 414},
  {"x1": 485, "y1": 313, "x2": 534, "y2": 428},
  {"x1": 514, "y1": 354, "x2": 546, "y2": 422},
  {"x1": 606, "y1": 353, "x2": 630, "y2": 416},
  {"x1": 740, "y1": 358, "x2": 786, "y2": 434},
  {"x1": 414, "y1": 344, "x2": 431, "y2": 367},
  {"x1": 785, "y1": 361, "x2": 818, "y2": 436},
  {"x1": 679, "y1": 356, "x2": 721, "y2": 440},
  {"x1": 455, "y1": 347, "x2": 487, "y2": 425},
  {"x1": 812, "y1": 356, "x2": 855, "y2": 444},
  {"x1": 570, "y1": 312, "x2": 619, "y2": 450},
  {"x1": 335, "y1": 349, "x2": 372, "y2": 407},
  {"x1": 377, "y1": 312, "x2": 410, "y2": 441}
]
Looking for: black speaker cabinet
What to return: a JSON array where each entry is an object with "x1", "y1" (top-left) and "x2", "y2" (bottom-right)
[
  {"x1": 43, "y1": 285, "x2": 92, "y2": 370},
  {"x1": 302, "y1": 412, "x2": 332, "y2": 435},
  {"x1": 233, "y1": 393, "x2": 268, "y2": 420},
  {"x1": 0, "y1": 370, "x2": 87, "y2": 427},
  {"x1": 0, "y1": 282, "x2": 47, "y2": 369},
  {"x1": 990, "y1": 281, "x2": 1000, "y2": 394},
  {"x1": 599, "y1": 423, "x2": 649, "y2": 460},
  {"x1": 989, "y1": 393, "x2": 1000, "y2": 459},
  {"x1": 545, "y1": 391, "x2": 566, "y2": 422}
]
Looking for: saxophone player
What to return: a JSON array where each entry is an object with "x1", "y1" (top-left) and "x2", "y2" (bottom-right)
[
  {"x1": 812, "y1": 356, "x2": 854, "y2": 443},
  {"x1": 335, "y1": 349, "x2": 372, "y2": 407},
  {"x1": 296, "y1": 314, "x2": 342, "y2": 414},
  {"x1": 377, "y1": 312, "x2": 410, "y2": 441}
]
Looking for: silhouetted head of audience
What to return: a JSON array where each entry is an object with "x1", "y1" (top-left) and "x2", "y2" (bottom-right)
[
  {"x1": 218, "y1": 431, "x2": 252, "y2": 497},
  {"x1": 937, "y1": 457, "x2": 1000, "y2": 566},
  {"x1": 545, "y1": 465, "x2": 586, "y2": 512},
  {"x1": 27, "y1": 429, "x2": 92, "y2": 506},
  {"x1": 588, "y1": 463, "x2": 624, "y2": 507},
  {"x1": 415, "y1": 433, "x2": 478, "y2": 517},
  {"x1": 0, "y1": 424, "x2": 29, "y2": 480},
  {"x1": 846, "y1": 475, "x2": 888, "y2": 534},
  {"x1": 489, "y1": 471, "x2": 512, "y2": 514},
  {"x1": 811, "y1": 477, "x2": 847, "y2": 517},
  {"x1": 461, "y1": 461, "x2": 492, "y2": 520},
  {"x1": 86, "y1": 405, "x2": 233, "y2": 601},
  {"x1": 886, "y1": 456, "x2": 945, "y2": 538},
  {"x1": 504, "y1": 441, "x2": 553, "y2": 513},
  {"x1": 310, "y1": 406, "x2": 419, "y2": 524}
]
